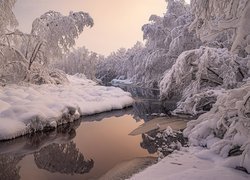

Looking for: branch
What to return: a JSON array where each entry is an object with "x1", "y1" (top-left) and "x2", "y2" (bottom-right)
[{"x1": 207, "y1": 67, "x2": 223, "y2": 80}]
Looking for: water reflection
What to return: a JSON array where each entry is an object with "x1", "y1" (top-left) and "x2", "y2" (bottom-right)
[
  {"x1": 0, "y1": 120, "x2": 80, "y2": 155},
  {"x1": 0, "y1": 112, "x2": 155, "y2": 180},
  {"x1": 0, "y1": 154, "x2": 23, "y2": 180},
  {"x1": 34, "y1": 142, "x2": 94, "y2": 175},
  {"x1": 132, "y1": 100, "x2": 167, "y2": 122},
  {"x1": 81, "y1": 107, "x2": 133, "y2": 122},
  {"x1": 118, "y1": 85, "x2": 159, "y2": 99},
  {"x1": 115, "y1": 84, "x2": 177, "y2": 122},
  {"x1": 0, "y1": 120, "x2": 94, "y2": 179}
]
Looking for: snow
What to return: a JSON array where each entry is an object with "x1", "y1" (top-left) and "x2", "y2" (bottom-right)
[
  {"x1": 111, "y1": 78, "x2": 133, "y2": 86},
  {"x1": 0, "y1": 74, "x2": 133, "y2": 140},
  {"x1": 183, "y1": 83, "x2": 250, "y2": 172},
  {"x1": 129, "y1": 147, "x2": 250, "y2": 180}
]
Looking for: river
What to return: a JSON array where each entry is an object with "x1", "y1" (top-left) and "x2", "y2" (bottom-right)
[{"x1": 0, "y1": 85, "x2": 184, "y2": 180}]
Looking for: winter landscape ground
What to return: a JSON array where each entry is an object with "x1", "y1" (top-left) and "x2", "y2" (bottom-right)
[{"x1": 0, "y1": 0, "x2": 250, "y2": 179}]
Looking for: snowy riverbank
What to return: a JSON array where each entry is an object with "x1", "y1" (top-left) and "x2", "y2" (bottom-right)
[
  {"x1": 129, "y1": 146, "x2": 250, "y2": 180},
  {"x1": 0, "y1": 74, "x2": 133, "y2": 140}
]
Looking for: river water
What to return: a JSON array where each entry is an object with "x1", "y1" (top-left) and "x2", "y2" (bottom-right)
[{"x1": 0, "y1": 86, "x2": 181, "y2": 180}]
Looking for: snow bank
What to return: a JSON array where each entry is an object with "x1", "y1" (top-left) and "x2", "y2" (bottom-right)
[
  {"x1": 0, "y1": 74, "x2": 133, "y2": 140},
  {"x1": 129, "y1": 147, "x2": 250, "y2": 180}
]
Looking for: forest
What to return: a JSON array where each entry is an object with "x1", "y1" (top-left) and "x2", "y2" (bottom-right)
[{"x1": 0, "y1": 0, "x2": 250, "y2": 179}]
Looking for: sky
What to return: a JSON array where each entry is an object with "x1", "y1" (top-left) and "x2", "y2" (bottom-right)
[{"x1": 13, "y1": 0, "x2": 167, "y2": 56}]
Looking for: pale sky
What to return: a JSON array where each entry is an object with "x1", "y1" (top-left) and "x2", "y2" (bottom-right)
[{"x1": 13, "y1": 0, "x2": 166, "y2": 56}]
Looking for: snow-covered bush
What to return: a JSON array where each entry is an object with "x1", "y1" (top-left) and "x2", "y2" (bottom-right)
[
  {"x1": 184, "y1": 83, "x2": 250, "y2": 173},
  {"x1": 160, "y1": 47, "x2": 248, "y2": 116},
  {"x1": 24, "y1": 67, "x2": 69, "y2": 85}
]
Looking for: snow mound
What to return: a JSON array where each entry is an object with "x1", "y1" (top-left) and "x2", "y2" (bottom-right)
[{"x1": 0, "y1": 75, "x2": 133, "y2": 140}]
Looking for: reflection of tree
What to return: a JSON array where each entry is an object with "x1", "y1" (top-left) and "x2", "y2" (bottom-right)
[
  {"x1": 0, "y1": 154, "x2": 23, "y2": 180},
  {"x1": 81, "y1": 107, "x2": 133, "y2": 122},
  {"x1": 0, "y1": 120, "x2": 81, "y2": 179},
  {"x1": 34, "y1": 142, "x2": 94, "y2": 175},
  {"x1": 27, "y1": 120, "x2": 80, "y2": 148},
  {"x1": 132, "y1": 100, "x2": 167, "y2": 122},
  {"x1": 0, "y1": 120, "x2": 80, "y2": 155}
]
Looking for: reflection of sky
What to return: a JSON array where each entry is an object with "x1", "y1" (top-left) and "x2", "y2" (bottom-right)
[{"x1": 13, "y1": 0, "x2": 166, "y2": 56}]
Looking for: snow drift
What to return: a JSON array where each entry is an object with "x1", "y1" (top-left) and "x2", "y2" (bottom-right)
[{"x1": 0, "y1": 74, "x2": 133, "y2": 140}]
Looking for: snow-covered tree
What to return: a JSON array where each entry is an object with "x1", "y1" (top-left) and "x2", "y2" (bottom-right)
[
  {"x1": 0, "y1": 43, "x2": 28, "y2": 84},
  {"x1": 158, "y1": 0, "x2": 250, "y2": 173},
  {"x1": 160, "y1": 47, "x2": 249, "y2": 116},
  {"x1": 159, "y1": 0, "x2": 250, "y2": 115},
  {"x1": 54, "y1": 46, "x2": 102, "y2": 80},
  {"x1": 189, "y1": 0, "x2": 250, "y2": 57},
  {"x1": 132, "y1": 0, "x2": 200, "y2": 87},
  {"x1": 96, "y1": 0, "x2": 200, "y2": 88},
  {"x1": 0, "y1": 6, "x2": 94, "y2": 85},
  {"x1": 96, "y1": 47, "x2": 128, "y2": 85},
  {"x1": 29, "y1": 11, "x2": 93, "y2": 69},
  {"x1": 0, "y1": 0, "x2": 18, "y2": 34}
]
